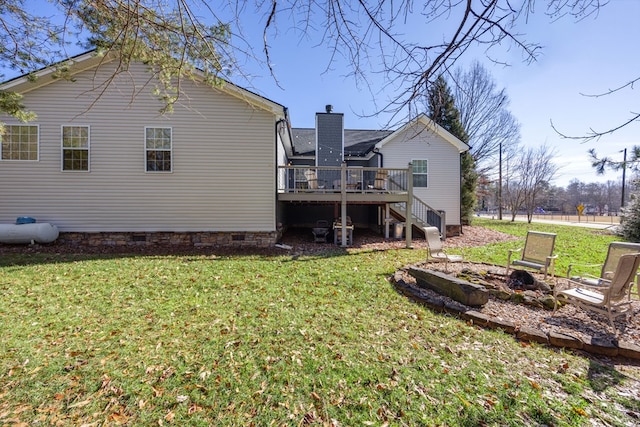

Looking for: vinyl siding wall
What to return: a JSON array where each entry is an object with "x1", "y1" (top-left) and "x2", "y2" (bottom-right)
[
  {"x1": 0, "y1": 62, "x2": 278, "y2": 232},
  {"x1": 380, "y1": 124, "x2": 462, "y2": 225}
]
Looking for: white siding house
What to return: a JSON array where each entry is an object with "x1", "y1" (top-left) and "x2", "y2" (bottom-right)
[
  {"x1": 0, "y1": 52, "x2": 289, "y2": 246},
  {"x1": 375, "y1": 114, "x2": 468, "y2": 227},
  {"x1": 285, "y1": 111, "x2": 469, "y2": 238},
  {"x1": 1, "y1": 53, "x2": 468, "y2": 247}
]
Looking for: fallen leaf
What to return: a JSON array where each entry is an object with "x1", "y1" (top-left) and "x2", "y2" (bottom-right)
[
  {"x1": 188, "y1": 404, "x2": 203, "y2": 414},
  {"x1": 28, "y1": 366, "x2": 43, "y2": 374},
  {"x1": 108, "y1": 412, "x2": 129, "y2": 424},
  {"x1": 68, "y1": 398, "x2": 92, "y2": 408},
  {"x1": 573, "y1": 407, "x2": 587, "y2": 416}
]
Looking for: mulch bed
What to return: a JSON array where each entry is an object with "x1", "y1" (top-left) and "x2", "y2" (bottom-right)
[{"x1": 404, "y1": 261, "x2": 640, "y2": 348}]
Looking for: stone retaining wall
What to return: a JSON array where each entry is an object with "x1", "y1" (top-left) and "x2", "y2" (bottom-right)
[
  {"x1": 445, "y1": 225, "x2": 462, "y2": 237},
  {"x1": 392, "y1": 271, "x2": 640, "y2": 360},
  {"x1": 58, "y1": 231, "x2": 279, "y2": 248}
]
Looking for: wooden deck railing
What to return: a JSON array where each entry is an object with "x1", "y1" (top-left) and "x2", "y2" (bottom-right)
[
  {"x1": 277, "y1": 165, "x2": 409, "y2": 193},
  {"x1": 277, "y1": 163, "x2": 447, "y2": 242}
]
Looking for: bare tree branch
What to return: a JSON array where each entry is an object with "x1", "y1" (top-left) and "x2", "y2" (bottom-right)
[
  {"x1": 0, "y1": 0, "x2": 620, "y2": 129},
  {"x1": 551, "y1": 71, "x2": 640, "y2": 141},
  {"x1": 552, "y1": 112, "x2": 640, "y2": 142},
  {"x1": 518, "y1": 144, "x2": 559, "y2": 222},
  {"x1": 580, "y1": 76, "x2": 640, "y2": 97},
  {"x1": 450, "y1": 61, "x2": 521, "y2": 178}
]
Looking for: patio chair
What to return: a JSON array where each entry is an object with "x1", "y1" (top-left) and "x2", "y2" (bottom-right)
[
  {"x1": 506, "y1": 231, "x2": 557, "y2": 279},
  {"x1": 333, "y1": 216, "x2": 354, "y2": 245},
  {"x1": 424, "y1": 226, "x2": 463, "y2": 271},
  {"x1": 567, "y1": 241, "x2": 640, "y2": 287},
  {"x1": 304, "y1": 169, "x2": 325, "y2": 190},
  {"x1": 367, "y1": 170, "x2": 388, "y2": 190},
  {"x1": 312, "y1": 220, "x2": 330, "y2": 243},
  {"x1": 554, "y1": 252, "x2": 640, "y2": 334}
]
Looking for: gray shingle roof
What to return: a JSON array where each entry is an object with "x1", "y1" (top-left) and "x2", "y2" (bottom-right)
[{"x1": 291, "y1": 128, "x2": 393, "y2": 157}]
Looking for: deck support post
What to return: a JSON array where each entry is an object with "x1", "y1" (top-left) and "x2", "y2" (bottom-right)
[
  {"x1": 340, "y1": 162, "x2": 348, "y2": 246},
  {"x1": 405, "y1": 162, "x2": 413, "y2": 249},
  {"x1": 384, "y1": 204, "x2": 391, "y2": 239}
]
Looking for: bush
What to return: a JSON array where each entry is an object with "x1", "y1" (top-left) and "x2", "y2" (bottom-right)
[{"x1": 618, "y1": 192, "x2": 640, "y2": 242}]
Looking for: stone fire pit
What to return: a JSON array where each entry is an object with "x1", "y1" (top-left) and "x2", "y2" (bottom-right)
[
  {"x1": 408, "y1": 265, "x2": 557, "y2": 311},
  {"x1": 395, "y1": 261, "x2": 640, "y2": 360}
]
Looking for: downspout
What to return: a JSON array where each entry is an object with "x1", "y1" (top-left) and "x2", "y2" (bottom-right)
[
  {"x1": 275, "y1": 118, "x2": 285, "y2": 239},
  {"x1": 405, "y1": 162, "x2": 413, "y2": 248},
  {"x1": 275, "y1": 107, "x2": 294, "y2": 239},
  {"x1": 340, "y1": 162, "x2": 348, "y2": 246},
  {"x1": 373, "y1": 147, "x2": 383, "y2": 167},
  {"x1": 373, "y1": 147, "x2": 386, "y2": 237},
  {"x1": 459, "y1": 143, "x2": 471, "y2": 236},
  {"x1": 282, "y1": 107, "x2": 294, "y2": 149}
]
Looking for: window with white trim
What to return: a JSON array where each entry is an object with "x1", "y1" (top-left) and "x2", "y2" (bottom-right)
[
  {"x1": 145, "y1": 127, "x2": 172, "y2": 172},
  {"x1": 62, "y1": 126, "x2": 90, "y2": 171},
  {"x1": 413, "y1": 159, "x2": 428, "y2": 187},
  {"x1": 1, "y1": 125, "x2": 39, "y2": 160}
]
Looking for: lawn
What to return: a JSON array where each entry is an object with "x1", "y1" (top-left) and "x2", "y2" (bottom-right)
[{"x1": 1, "y1": 219, "x2": 638, "y2": 426}]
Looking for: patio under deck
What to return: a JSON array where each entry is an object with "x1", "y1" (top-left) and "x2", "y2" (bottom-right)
[{"x1": 278, "y1": 165, "x2": 416, "y2": 247}]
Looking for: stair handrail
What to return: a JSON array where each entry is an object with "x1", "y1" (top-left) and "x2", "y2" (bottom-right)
[{"x1": 392, "y1": 195, "x2": 445, "y2": 237}]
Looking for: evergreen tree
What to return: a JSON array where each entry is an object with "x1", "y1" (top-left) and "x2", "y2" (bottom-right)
[
  {"x1": 460, "y1": 150, "x2": 477, "y2": 224},
  {"x1": 1, "y1": 1, "x2": 231, "y2": 120},
  {"x1": 618, "y1": 192, "x2": 640, "y2": 242},
  {"x1": 427, "y1": 76, "x2": 478, "y2": 225}
]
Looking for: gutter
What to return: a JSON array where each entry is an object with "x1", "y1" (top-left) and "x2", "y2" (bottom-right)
[{"x1": 373, "y1": 147, "x2": 384, "y2": 167}]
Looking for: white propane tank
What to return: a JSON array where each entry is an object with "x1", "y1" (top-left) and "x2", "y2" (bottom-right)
[{"x1": 0, "y1": 223, "x2": 59, "y2": 244}]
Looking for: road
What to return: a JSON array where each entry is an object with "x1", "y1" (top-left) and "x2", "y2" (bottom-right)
[{"x1": 477, "y1": 214, "x2": 619, "y2": 230}]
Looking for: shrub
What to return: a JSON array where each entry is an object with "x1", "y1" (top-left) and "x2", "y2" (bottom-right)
[{"x1": 618, "y1": 192, "x2": 640, "y2": 242}]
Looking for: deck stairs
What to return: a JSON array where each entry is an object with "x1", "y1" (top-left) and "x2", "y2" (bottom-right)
[{"x1": 390, "y1": 195, "x2": 445, "y2": 238}]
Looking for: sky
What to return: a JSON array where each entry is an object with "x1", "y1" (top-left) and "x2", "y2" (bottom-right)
[
  {"x1": 486, "y1": 0, "x2": 640, "y2": 187},
  {"x1": 3, "y1": 0, "x2": 639, "y2": 188},
  {"x1": 230, "y1": 0, "x2": 640, "y2": 188}
]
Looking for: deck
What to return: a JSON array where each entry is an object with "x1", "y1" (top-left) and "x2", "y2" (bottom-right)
[
  {"x1": 277, "y1": 165, "x2": 424, "y2": 247},
  {"x1": 276, "y1": 165, "x2": 447, "y2": 245},
  {"x1": 277, "y1": 166, "x2": 410, "y2": 204}
]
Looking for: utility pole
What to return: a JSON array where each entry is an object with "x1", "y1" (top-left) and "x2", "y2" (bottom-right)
[
  {"x1": 498, "y1": 141, "x2": 503, "y2": 220},
  {"x1": 621, "y1": 148, "x2": 627, "y2": 208}
]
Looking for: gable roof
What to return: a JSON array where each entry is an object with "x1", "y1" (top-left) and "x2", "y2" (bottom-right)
[
  {"x1": 291, "y1": 128, "x2": 393, "y2": 157},
  {"x1": 290, "y1": 114, "x2": 469, "y2": 157},
  {"x1": 0, "y1": 50, "x2": 287, "y2": 119},
  {"x1": 375, "y1": 114, "x2": 469, "y2": 153}
]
